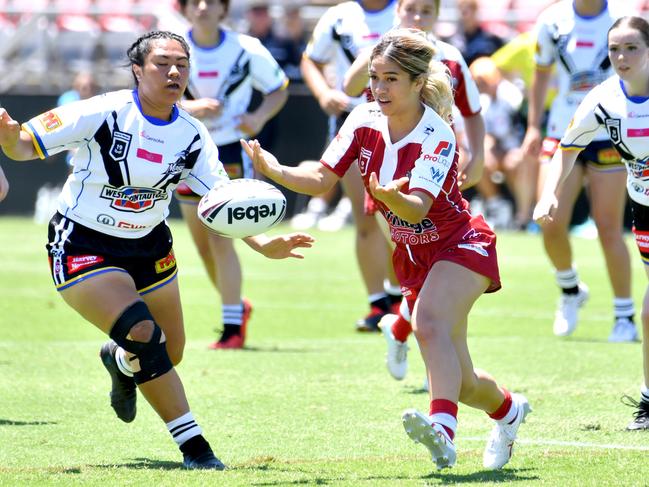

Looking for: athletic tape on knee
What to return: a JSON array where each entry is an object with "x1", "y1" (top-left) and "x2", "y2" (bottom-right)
[{"x1": 109, "y1": 301, "x2": 173, "y2": 384}]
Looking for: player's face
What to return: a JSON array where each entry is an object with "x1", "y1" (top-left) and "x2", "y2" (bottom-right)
[
  {"x1": 608, "y1": 27, "x2": 649, "y2": 86},
  {"x1": 134, "y1": 39, "x2": 190, "y2": 117},
  {"x1": 184, "y1": 0, "x2": 227, "y2": 28},
  {"x1": 397, "y1": 0, "x2": 437, "y2": 32},
  {"x1": 370, "y1": 55, "x2": 424, "y2": 118}
]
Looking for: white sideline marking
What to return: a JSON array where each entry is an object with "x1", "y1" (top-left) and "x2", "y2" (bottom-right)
[{"x1": 464, "y1": 436, "x2": 649, "y2": 451}]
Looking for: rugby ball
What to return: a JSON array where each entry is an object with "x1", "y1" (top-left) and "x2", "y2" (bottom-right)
[{"x1": 197, "y1": 179, "x2": 286, "y2": 238}]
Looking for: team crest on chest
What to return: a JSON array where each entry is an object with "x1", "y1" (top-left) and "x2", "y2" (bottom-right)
[
  {"x1": 359, "y1": 147, "x2": 372, "y2": 176},
  {"x1": 110, "y1": 131, "x2": 132, "y2": 162},
  {"x1": 605, "y1": 119, "x2": 622, "y2": 145}
]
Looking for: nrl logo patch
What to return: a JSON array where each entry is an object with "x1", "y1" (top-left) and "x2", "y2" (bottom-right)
[{"x1": 110, "y1": 131, "x2": 132, "y2": 162}]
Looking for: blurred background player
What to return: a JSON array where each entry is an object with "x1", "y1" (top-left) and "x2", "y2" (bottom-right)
[
  {"x1": 300, "y1": 0, "x2": 402, "y2": 331},
  {"x1": 469, "y1": 56, "x2": 536, "y2": 230},
  {"x1": 522, "y1": 0, "x2": 638, "y2": 341},
  {"x1": 176, "y1": 0, "x2": 289, "y2": 349},
  {"x1": 533, "y1": 14, "x2": 649, "y2": 431},
  {"x1": 441, "y1": 0, "x2": 506, "y2": 66}
]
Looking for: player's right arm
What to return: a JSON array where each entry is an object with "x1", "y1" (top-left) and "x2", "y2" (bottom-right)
[
  {"x1": 343, "y1": 48, "x2": 371, "y2": 97},
  {"x1": 522, "y1": 67, "x2": 552, "y2": 158},
  {"x1": 300, "y1": 56, "x2": 349, "y2": 116},
  {"x1": 241, "y1": 138, "x2": 339, "y2": 196},
  {"x1": 0, "y1": 109, "x2": 38, "y2": 161}
]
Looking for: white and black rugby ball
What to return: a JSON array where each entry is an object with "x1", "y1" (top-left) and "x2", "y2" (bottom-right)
[{"x1": 197, "y1": 179, "x2": 286, "y2": 238}]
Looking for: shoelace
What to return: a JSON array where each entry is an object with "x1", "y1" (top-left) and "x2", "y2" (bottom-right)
[
  {"x1": 395, "y1": 342, "x2": 408, "y2": 362},
  {"x1": 621, "y1": 395, "x2": 649, "y2": 420}
]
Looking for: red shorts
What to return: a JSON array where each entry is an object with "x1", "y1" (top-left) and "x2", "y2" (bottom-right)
[{"x1": 393, "y1": 214, "x2": 501, "y2": 315}]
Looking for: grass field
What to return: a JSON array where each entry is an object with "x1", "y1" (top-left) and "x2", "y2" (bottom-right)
[{"x1": 1, "y1": 216, "x2": 649, "y2": 486}]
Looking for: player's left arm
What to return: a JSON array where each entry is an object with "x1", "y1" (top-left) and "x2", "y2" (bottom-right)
[
  {"x1": 238, "y1": 85, "x2": 288, "y2": 136},
  {"x1": 243, "y1": 232, "x2": 315, "y2": 259},
  {"x1": 368, "y1": 172, "x2": 432, "y2": 224}
]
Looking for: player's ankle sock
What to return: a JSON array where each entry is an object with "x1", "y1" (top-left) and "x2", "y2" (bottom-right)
[
  {"x1": 640, "y1": 384, "x2": 649, "y2": 404},
  {"x1": 391, "y1": 314, "x2": 412, "y2": 342},
  {"x1": 429, "y1": 399, "x2": 458, "y2": 440},
  {"x1": 614, "y1": 297, "x2": 635, "y2": 321},
  {"x1": 115, "y1": 346, "x2": 134, "y2": 377},
  {"x1": 488, "y1": 388, "x2": 518, "y2": 423},
  {"x1": 556, "y1": 267, "x2": 579, "y2": 295},
  {"x1": 369, "y1": 293, "x2": 391, "y2": 313},
  {"x1": 221, "y1": 303, "x2": 244, "y2": 340},
  {"x1": 167, "y1": 412, "x2": 203, "y2": 448}
]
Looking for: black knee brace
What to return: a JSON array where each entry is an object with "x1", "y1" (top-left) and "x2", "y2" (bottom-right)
[{"x1": 109, "y1": 301, "x2": 173, "y2": 385}]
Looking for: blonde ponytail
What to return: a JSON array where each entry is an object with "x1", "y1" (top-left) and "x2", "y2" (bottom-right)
[{"x1": 421, "y1": 60, "x2": 453, "y2": 123}]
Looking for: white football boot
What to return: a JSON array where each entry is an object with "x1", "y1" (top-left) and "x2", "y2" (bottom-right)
[
  {"x1": 608, "y1": 317, "x2": 639, "y2": 343},
  {"x1": 553, "y1": 283, "x2": 589, "y2": 336},
  {"x1": 402, "y1": 409, "x2": 456, "y2": 470},
  {"x1": 483, "y1": 393, "x2": 531, "y2": 470},
  {"x1": 379, "y1": 314, "x2": 408, "y2": 380}
]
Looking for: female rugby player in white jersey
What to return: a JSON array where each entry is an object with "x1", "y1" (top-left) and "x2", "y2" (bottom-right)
[
  {"x1": 176, "y1": 0, "x2": 289, "y2": 349},
  {"x1": 0, "y1": 31, "x2": 312, "y2": 469},
  {"x1": 535, "y1": 15, "x2": 649, "y2": 432},
  {"x1": 243, "y1": 29, "x2": 529, "y2": 471},
  {"x1": 523, "y1": 0, "x2": 637, "y2": 342}
]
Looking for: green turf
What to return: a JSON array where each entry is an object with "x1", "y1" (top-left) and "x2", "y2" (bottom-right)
[{"x1": 1, "y1": 216, "x2": 649, "y2": 486}]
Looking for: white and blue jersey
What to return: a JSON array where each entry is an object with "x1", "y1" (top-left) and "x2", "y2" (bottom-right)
[
  {"x1": 560, "y1": 75, "x2": 649, "y2": 206},
  {"x1": 23, "y1": 89, "x2": 228, "y2": 238},
  {"x1": 185, "y1": 28, "x2": 288, "y2": 145}
]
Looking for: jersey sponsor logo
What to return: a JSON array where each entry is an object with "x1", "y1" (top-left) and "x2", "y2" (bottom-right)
[
  {"x1": 597, "y1": 147, "x2": 620, "y2": 164},
  {"x1": 629, "y1": 182, "x2": 649, "y2": 196},
  {"x1": 569, "y1": 71, "x2": 604, "y2": 92},
  {"x1": 385, "y1": 210, "x2": 439, "y2": 245},
  {"x1": 139, "y1": 130, "x2": 164, "y2": 144},
  {"x1": 100, "y1": 185, "x2": 168, "y2": 212},
  {"x1": 433, "y1": 141, "x2": 453, "y2": 157},
  {"x1": 424, "y1": 125, "x2": 435, "y2": 136},
  {"x1": 155, "y1": 250, "x2": 176, "y2": 274},
  {"x1": 627, "y1": 128, "x2": 649, "y2": 138},
  {"x1": 457, "y1": 242, "x2": 489, "y2": 257},
  {"x1": 39, "y1": 111, "x2": 62, "y2": 132},
  {"x1": 67, "y1": 255, "x2": 104, "y2": 274},
  {"x1": 627, "y1": 159, "x2": 649, "y2": 180},
  {"x1": 117, "y1": 221, "x2": 147, "y2": 230},
  {"x1": 110, "y1": 131, "x2": 132, "y2": 162},
  {"x1": 359, "y1": 147, "x2": 372, "y2": 176},
  {"x1": 96, "y1": 213, "x2": 116, "y2": 226},
  {"x1": 136, "y1": 148, "x2": 163, "y2": 163},
  {"x1": 628, "y1": 112, "x2": 649, "y2": 118},
  {"x1": 422, "y1": 153, "x2": 451, "y2": 168},
  {"x1": 198, "y1": 70, "x2": 219, "y2": 78},
  {"x1": 430, "y1": 166, "x2": 446, "y2": 184},
  {"x1": 634, "y1": 229, "x2": 649, "y2": 251},
  {"x1": 575, "y1": 40, "x2": 594, "y2": 48}
]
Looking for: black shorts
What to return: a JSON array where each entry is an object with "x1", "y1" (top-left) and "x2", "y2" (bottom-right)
[
  {"x1": 541, "y1": 137, "x2": 625, "y2": 171},
  {"x1": 176, "y1": 141, "x2": 250, "y2": 203},
  {"x1": 631, "y1": 200, "x2": 649, "y2": 266},
  {"x1": 46, "y1": 213, "x2": 177, "y2": 294}
]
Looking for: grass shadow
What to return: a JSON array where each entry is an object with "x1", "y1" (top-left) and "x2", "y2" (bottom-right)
[
  {"x1": 421, "y1": 467, "x2": 539, "y2": 484},
  {"x1": 0, "y1": 418, "x2": 57, "y2": 426}
]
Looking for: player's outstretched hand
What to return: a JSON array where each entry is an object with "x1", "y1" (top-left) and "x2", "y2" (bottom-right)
[
  {"x1": 240, "y1": 139, "x2": 283, "y2": 181},
  {"x1": 252, "y1": 232, "x2": 315, "y2": 260},
  {"x1": 533, "y1": 194, "x2": 558, "y2": 225},
  {"x1": 368, "y1": 172, "x2": 409, "y2": 206},
  {"x1": 0, "y1": 109, "x2": 21, "y2": 149}
]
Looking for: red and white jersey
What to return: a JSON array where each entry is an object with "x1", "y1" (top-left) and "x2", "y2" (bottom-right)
[
  {"x1": 304, "y1": 0, "x2": 396, "y2": 110},
  {"x1": 560, "y1": 76, "x2": 649, "y2": 206},
  {"x1": 185, "y1": 28, "x2": 288, "y2": 145},
  {"x1": 321, "y1": 102, "x2": 472, "y2": 250},
  {"x1": 534, "y1": 0, "x2": 633, "y2": 138},
  {"x1": 429, "y1": 35, "x2": 481, "y2": 118},
  {"x1": 23, "y1": 90, "x2": 228, "y2": 238}
]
